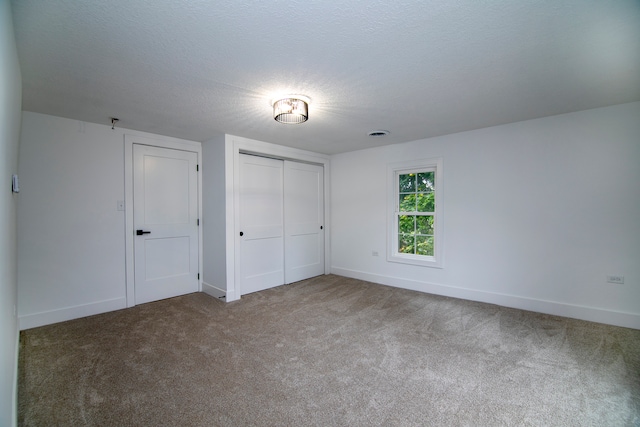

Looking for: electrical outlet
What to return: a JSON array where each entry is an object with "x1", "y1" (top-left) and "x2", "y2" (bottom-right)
[
  {"x1": 372, "y1": 251, "x2": 379, "y2": 257},
  {"x1": 607, "y1": 275, "x2": 625, "y2": 284}
]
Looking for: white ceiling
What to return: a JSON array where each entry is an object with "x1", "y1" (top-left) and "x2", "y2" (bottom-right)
[{"x1": 10, "y1": 0, "x2": 640, "y2": 155}]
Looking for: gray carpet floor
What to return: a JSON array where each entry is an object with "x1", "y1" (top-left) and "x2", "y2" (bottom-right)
[{"x1": 18, "y1": 275, "x2": 640, "y2": 426}]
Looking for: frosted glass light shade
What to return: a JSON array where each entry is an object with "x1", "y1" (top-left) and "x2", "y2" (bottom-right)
[{"x1": 273, "y1": 98, "x2": 308, "y2": 124}]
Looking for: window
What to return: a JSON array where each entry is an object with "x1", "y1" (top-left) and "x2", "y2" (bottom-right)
[{"x1": 388, "y1": 158, "x2": 443, "y2": 268}]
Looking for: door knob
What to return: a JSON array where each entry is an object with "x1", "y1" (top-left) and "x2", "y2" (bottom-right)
[
  {"x1": 239, "y1": 231, "x2": 244, "y2": 236},
  {"x1": 136, "y1": 230, "x2": 151, "y2": 235}
]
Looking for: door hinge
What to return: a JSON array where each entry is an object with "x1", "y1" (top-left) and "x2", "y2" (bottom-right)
[
  {"x1": 196, "y1": 164, "x2": 199, "y2": 171},
  {"x1": 197, "y1": 273, "x2": 200, "y2": 280},
  {"x1": 197, "y1": 218, "x2": 200, "y2": 226}
]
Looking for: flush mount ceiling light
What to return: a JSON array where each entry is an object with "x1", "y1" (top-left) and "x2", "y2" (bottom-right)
[{"x1": 272, "y1": 96, "x2": 309, "y2": 124}]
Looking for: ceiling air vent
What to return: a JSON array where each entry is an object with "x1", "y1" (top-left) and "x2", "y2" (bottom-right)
[{"x1": 368, "y1": 130, "x2": 390, "y2": 137}]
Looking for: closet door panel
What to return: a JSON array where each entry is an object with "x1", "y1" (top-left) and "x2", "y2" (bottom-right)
[
  {"x1": 239, "y1": 154, "x2": 284, "y2": 295},
  {"x1": 284, "y1": 161, "x2": 324, "y2": 284}
]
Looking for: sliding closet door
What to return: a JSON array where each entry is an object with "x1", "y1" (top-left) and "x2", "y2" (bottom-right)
[
  {"x1": 238, "y1": 154, "x2": 325, "y2": 296},
  {"x1": 284, "y1": 161, "x2": 324, "y2": 284},
  {"x1": 238, "y1": 154, "x2": 285, "y2": 295}
]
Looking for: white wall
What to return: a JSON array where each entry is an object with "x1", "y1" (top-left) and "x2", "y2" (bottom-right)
[
  {"x1": 17, "y1": 112, "x2": 199, "y2": 329},
  {"x1": 202, "y1": 134, "x2": 228, "y2": 298},
  {"x1": 331, "y1": 102, "x2": 640, "y2": 329},
  {"x1": 0, "y1": 0, "x2": 22, "y2": 425}
]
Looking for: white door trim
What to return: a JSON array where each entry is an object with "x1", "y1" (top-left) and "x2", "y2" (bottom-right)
[{"x1": 124, "y1": 134, "x2": 203, "y2": 308}]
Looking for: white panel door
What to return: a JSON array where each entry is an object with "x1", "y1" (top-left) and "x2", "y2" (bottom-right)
[
  {"x1": 239, "y1": 154, "x2": 285, "y2": 295},
  {"x1": 133, "y1": 144, "x2": 199, "y2": 304},
  {"x1": 284, "y1": 161, "x2": 324, "y2": 283}
]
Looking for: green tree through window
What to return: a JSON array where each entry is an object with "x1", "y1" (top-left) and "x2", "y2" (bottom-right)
[{"x1": 397, "y1": 171, "x2": 435, "y2": 256}]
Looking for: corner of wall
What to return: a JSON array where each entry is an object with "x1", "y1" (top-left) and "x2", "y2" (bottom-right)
[{"x1": 1, "y1": 0, "x2": 23, "y2": 425}]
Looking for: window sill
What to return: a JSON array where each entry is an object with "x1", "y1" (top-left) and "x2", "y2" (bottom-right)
[{"x1": 387, "y1": 253, "x2": 443, "y2": 269}]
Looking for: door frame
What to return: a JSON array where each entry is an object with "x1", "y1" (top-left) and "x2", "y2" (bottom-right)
[
  {"x1": 124, "y1": 134, "x2": 203, "y2": 308},
  {"x1": 228, "y1": 135, "x2": 331, "y2": 301}
]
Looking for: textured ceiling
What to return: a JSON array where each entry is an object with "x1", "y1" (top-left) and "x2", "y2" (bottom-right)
[{"x1": 10, "y1": 0, "x2": 640, "y2": 154}]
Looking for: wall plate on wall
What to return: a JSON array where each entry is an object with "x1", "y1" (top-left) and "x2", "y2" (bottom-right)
[{"x1": 12, "y1": 174, "x2": 19, "y2": 193}]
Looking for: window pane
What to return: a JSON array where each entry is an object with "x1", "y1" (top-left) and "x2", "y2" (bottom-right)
[
  {"x1": 416, "y1": 215, "x2": 434, "y2": 234},
  {"x1": 398, "y1": 234, "x2": 414, "y2": 254},
  {"x1": 415, "y1": 192, "x2": 434, "y2": 212},
  {"x1": 399, "y1": 193, "x2": 416, "y2": 212},
  {"x1": 399, "y1": 173, "x2": 416, "y2": 192},
  {"x1": 398, "y1": 215, "x2": 415, "y2": 234},
  {"x1": 415, "y1": 236, "x2": 434, "y2": 256},
  {"x1": 417, "y1": 172, "x2": 434, "y2": 192}
]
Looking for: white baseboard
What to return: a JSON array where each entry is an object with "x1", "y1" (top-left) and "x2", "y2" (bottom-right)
[
  {"x1": 331, "y1": 267, "x2": 640, "y2": 330},
  {"x1": 202, "y1": 281, "x2": 228, "y2": 301},
  {"x1": 19, "y1": 297, "x2": 127, "y2": 330}
]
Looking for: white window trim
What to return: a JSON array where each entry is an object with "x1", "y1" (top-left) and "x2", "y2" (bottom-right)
[{"x1": 387, "y1": 157, "x2": 443, "y2": 268}]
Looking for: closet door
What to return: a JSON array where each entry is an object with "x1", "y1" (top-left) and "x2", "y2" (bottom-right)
[
  {"x1": 238, "y1": 154, "x2": 285, "y2": 295},
  {"x1": 284, "y1": 161, "x2": 324, "y2": 283}
]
